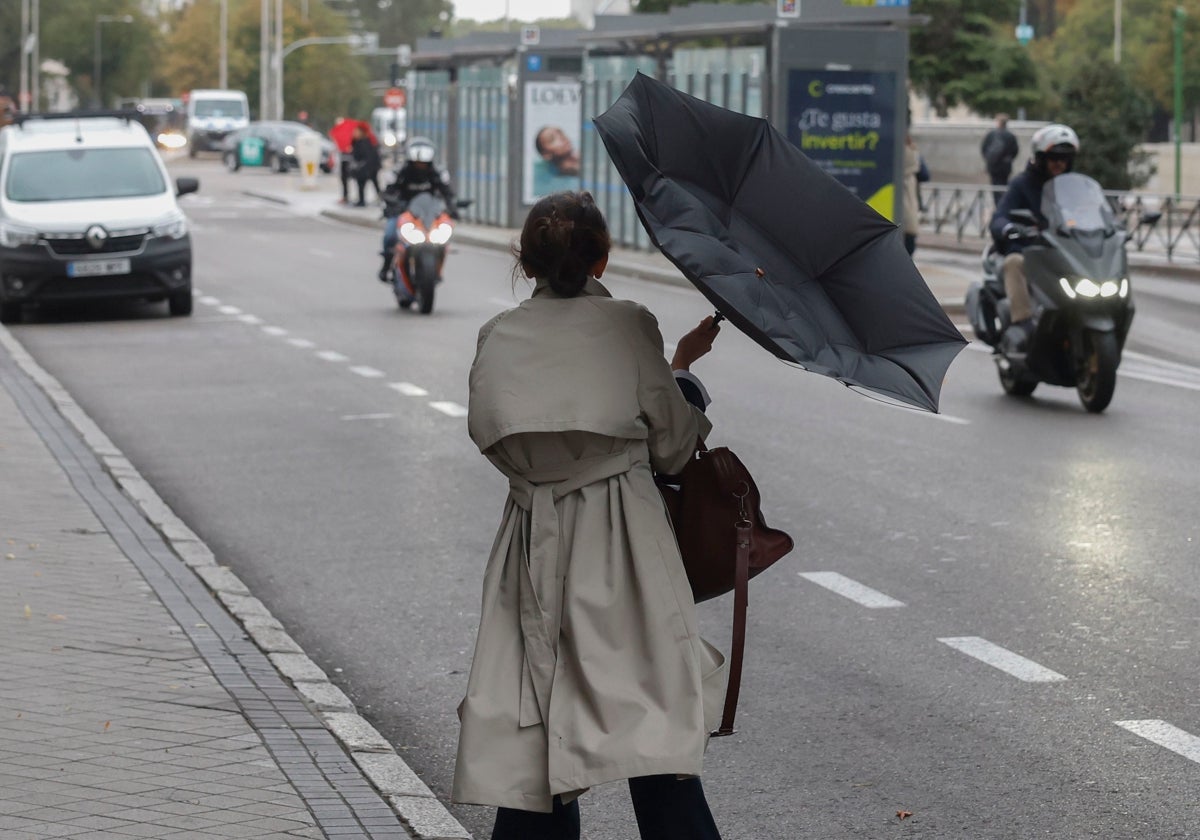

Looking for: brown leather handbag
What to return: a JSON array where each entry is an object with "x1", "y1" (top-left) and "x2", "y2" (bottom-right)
[{"x1": 656, "y1": 441, "x2": 794, "y2": 736}]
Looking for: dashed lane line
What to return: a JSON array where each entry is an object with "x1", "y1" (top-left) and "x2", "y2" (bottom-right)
[
  {"x1": 1115, "y1": 720, "x2": 1200, "y2": 764},
  {"x1": 429, "y1": 401, "x2": 468, "y2": 418},
  {"x1": 287, "y1": 338, "x2": 316, "y2": 349},
  {"x1": 799, "y1": 572, "x2": 906, "y2": 608},
  {"x1": 388, "y1": 382, "x2": 428, "y2": 397},
  {"x1": 349, "y1": 366, "x2": 385, "y2": 379},
  {"x1": 341, "y1": 413, "x2": 396, "y2": 421},
  {"x1": 199, "y1": 296, "x2": 220, "y2": 306},
  {"x1": 262, "y1": 326, "x2": 289, "y2": 337},
  {"x1": 315, "y1": 350, "x2": 349, "y2": 363},
  {"x1": 237, "y1": 314, "x2": 263, "y2": 325},
  {"x1": 217, "y1": 305, "x2": 242, "y2": 315},
  {"x1": 938, "y1": 636, "x2": 1067, "y2": 683}
]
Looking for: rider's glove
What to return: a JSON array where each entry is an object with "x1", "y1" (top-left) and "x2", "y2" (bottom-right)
[
  {"x1": 449, "y1": 209, "x2": 461, "y2": 221},
  {"x1": 1003, "y1": 223, "x2": 1021, "y2": 240}
]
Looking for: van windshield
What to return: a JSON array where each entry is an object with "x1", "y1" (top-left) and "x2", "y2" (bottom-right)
[
  {"x1": 5, "y1": 148, "x2": 167, "y2": 201},
  {"x1": 193, "y1": 99, "x2": 247, "y2": 118}
]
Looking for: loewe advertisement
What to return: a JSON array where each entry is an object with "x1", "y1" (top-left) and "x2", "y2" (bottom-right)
[
  {"x1": 786, "y1": 70, "x2": 897, "y2": 221},
  {"x1": 523, "y1": 81, "x2": 582, "y2": 205}
]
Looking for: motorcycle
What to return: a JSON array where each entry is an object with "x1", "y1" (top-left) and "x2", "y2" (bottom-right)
[
  {"x1": 965, "y1": 173, "x2": 1135, "y2": 414},
  {"x1": 384, "y1": 192, "x2": 470, "y2": 315}
]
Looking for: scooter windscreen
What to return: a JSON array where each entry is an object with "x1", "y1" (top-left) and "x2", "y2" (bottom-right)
[{"x1": 1041, "y1": 173, "x2": 1115, "y2": 235}]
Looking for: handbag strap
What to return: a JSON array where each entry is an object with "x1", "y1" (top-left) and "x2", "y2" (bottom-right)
[{"x1": 712, "y1": 519, "x2": 751, "y2": 737}]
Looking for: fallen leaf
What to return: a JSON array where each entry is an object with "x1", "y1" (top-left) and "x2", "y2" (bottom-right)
[
  {"x1": 897, "y1": 811, "x2": 913, "y2": 821},
  {"x1": 5, "y1": 554, "x2": 15, "y2": 560},
  {"x1": 28, "y1": 543, "x2": 38, "y2": 549},
  {"x1": 103, "y1": 721, "x2": 111, "y2": 731},
  {"x1": 48, "y1": 614, "x2": 66, "y2": 621},
  {"x1": 23, "y1": 605, "x2": 32, "y2": 619}
]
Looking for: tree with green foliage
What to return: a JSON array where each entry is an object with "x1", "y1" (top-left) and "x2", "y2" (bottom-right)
[
  {"x1": 161, "y1": 0, "x2": 370, "y2": 129},
  {"x1": 910, "y1": 0, "x2": 1042, "y2": 117},
  {"x1": 1056, "y1": 58, "x2": 1155, "y2": 189}
]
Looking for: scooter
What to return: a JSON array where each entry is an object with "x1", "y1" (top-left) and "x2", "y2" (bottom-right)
[
  {"x1": 385, "y1": 193, "x2": 470, "y2": 315},
  {"x1": 965, "y1": 173, "x2": 1135, "y2": 414}
]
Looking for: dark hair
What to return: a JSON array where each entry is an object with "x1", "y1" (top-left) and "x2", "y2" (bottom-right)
[{"x1": 513, "y1": 191, "x2": 611, "y2": 298}]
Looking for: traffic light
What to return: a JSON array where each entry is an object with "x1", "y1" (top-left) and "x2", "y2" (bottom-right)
[{"x1": 390, "y1": 62, "x2": 402, "y2": 87}]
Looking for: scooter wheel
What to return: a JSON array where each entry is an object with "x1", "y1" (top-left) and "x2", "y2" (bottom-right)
[{"x1": 1076, "y1": 331, "x2": 1118, "y2": 413}]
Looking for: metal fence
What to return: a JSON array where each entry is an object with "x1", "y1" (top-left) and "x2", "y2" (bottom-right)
[
  {"x1": 922, "y1": 183, "x2": 1200, "y2": 263},
  {"x1": 456, "y1": 66, "x2": 510, "y2": 227}
]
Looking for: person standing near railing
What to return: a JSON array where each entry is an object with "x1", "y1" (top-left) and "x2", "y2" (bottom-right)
[{"x1": 981, "y1": 113, "x2": 1019, "y2": 206}]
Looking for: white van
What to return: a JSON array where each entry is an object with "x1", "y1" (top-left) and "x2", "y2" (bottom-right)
[
  {"x1": 186, "y1": 89, "x2": 250, "y2": 156},
  {"x1": 0, "y1": 113, "x2": 198, "y2": 324}
]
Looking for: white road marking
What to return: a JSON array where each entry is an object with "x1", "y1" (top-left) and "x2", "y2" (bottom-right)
[
  {"x1": 310, "y1": 248, "x2": 336, "y2": 258},
  {"x1": 938, "y1": 636, "x2": 1067, "y2": 682},
  {"x1": 316, "y1": 350, "x2": 349, "y2": 363},
  {"x1": 1115, "y1": 720, "x2": 1200, "y2": 764},
  {"x1": 238, "y1": 314, "x2": 263, "y2": 325},
  {"x1": 287, "y1": 338, "x2": 316, "y2": 349},
  {"x1": 349, "y1": 365, "x2": 385, "y2": 378},
  {"x1": 217, "y1": 305, "x2": 243, "y2": 315},
  {"x1": 198, "y1": 296, "x2": 220, "y2": 306},
  {"x1": 798, "y1": 572, "x2": 905, "y2": 608},
  {"x1": 388, "y1": 382, "x2": 428, "y2": 397},
  {"x1": 429, "y1": 401, "x2": 468, "y2": 417},
  {"x1": 341, "y1": 413, "x2": 396, "y2": 421},
  {"x1": 262, "y1": 326, "x2": 288, "y2": 337}
]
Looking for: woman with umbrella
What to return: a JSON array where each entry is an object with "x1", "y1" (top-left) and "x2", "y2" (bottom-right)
[
  {"x1": 454, "y1": 191, "x2": 728, "y2": 839},
  {"x1": 349, "y1": 124, "x2": 382, "y2": 207}
]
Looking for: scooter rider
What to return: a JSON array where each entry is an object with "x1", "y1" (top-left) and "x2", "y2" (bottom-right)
[
  {"x1": 988, "y1": 123, "x2": 1080, "y2": 354},
  {"x1": 378, "y1": 137, "x2": 458, "y2": 282}
]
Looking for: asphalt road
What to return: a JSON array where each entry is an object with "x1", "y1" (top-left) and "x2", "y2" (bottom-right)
[{"x1": 10, "y1": 159, "x2": 1200, "y2": 839}]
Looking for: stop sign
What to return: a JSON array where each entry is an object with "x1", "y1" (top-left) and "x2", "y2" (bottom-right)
[{"x1": 384, "y1": 87, "x2": 406, "y2": 109}]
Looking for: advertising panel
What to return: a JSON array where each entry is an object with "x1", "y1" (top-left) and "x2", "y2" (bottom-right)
[
  {"x1": 523, "y1": 80, "x2": 582, "y2": 205},
  {"x1": 786, "y1": 69, "x2": 897, "y2": 220}
]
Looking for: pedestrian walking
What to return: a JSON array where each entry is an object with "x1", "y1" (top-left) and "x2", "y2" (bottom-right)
[
  {"x1": 981, "y1": 113, "x2": 1019, "y2": 205},
  {"x1": 454, "y1": 190, "x2": 729, "y2": 839},
  {"x1": 350, "y1": 125, "x2": 382, "y2": 207},
  {"x1": 904, "y1": 133, "x2": 930, "y2": 256}
]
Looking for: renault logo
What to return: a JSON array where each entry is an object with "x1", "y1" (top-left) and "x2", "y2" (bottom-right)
[{"x1": 85, "y1": 225, "x2": 109, "y2": 250}]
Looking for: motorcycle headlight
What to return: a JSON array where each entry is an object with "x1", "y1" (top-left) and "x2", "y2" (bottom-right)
[
  {"x1": 428, "y1": 222, "x2": 453, "y2": 245},
  {"x1": 400, "y1": 222, "x2": 426, "y2": 245},
  {"x1": 1074, "y1": 278, "x2": 1101, "y2": 298},
  {"x1": 0, "y1": 221, "x2": 40, "y2": 248},
  {"x1": 151, "y1": 213, "x2": 189, "y2": 240}
]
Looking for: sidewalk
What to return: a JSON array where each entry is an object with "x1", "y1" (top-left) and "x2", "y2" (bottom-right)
[{"x1": 0, "y1": 330, "x2": 471, "y2": 838}]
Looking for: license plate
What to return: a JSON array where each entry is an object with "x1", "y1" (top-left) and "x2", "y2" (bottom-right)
[{"x1": 68, "y1": 258, "x2": 131, "y2": 278}]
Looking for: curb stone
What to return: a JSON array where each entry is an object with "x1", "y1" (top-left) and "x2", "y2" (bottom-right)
[{"x1": 0, "y1": 324, "x2": 474, "y2": 840}]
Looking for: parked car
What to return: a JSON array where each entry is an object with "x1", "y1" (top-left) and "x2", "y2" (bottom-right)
[
  {"x1": 0, "y1": 113, "x2": 198, "y2": 324},
  {"x1": 222, "y1": 121, "x2": 336, "y2": 174}
]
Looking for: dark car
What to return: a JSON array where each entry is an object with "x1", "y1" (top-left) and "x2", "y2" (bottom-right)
[{"x1": 222, "y1": 121, "x2": 336, "y2": 174}]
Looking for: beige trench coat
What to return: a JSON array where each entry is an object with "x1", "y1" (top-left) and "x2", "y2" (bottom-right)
[{"x1": 453, "y1": 278, "x2": 728, "y2": 813}]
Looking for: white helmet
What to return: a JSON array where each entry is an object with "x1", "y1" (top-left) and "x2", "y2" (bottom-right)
[
  {"x1": 1031, "y1": 124, "x2": 1080, "y2": 156},
  {"x1": 405, "y1": 137, "x2": 436, "y2": 164}
]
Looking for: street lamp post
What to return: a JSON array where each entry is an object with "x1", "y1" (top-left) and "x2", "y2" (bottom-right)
[
  {"x1": 94, "y1": 14, "x2": 133, "y2": 108},
  {"x1": 1174, "y1": 5, "x2": 1186, "y2": 197}
]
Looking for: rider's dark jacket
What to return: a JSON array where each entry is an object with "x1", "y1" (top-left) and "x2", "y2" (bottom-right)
[
  {"x1": 990, "y1": 161, "x2": 1051, "y2": 255},
  {"x1": 382, "y1": 162, "x2": 456, "y2": 217}
]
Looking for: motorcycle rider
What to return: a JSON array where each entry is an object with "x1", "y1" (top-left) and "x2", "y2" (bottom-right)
[
  {"x1": 378, "y1": 137, "x2": 459, "y2": 283},
  {"x1": 988, "y1": 123, "x2": 1080, "y2": 355}
]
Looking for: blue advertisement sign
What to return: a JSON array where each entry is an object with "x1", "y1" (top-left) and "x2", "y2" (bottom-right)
[{"x1": 786, "y1": 69, "x2": 897, "y2": 220}]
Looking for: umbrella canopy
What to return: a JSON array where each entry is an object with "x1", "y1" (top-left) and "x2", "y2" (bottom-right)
[
  {"x1": 593, "y1": 73, "x2": 967, "y2": 413},
  {"x1": 329, "y1": 119, "x2": 376, "y2": 153}
]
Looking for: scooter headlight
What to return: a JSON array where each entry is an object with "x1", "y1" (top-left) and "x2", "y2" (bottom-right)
[
  {"x1": 1119, "y1": 278, "x2": 1129, "y2": 298},
  {"x1": 428, "y1": 222, "x2": 453, "y2": 245},
  {"x1": 1074, "y1": 278, "x2": 1101, "y2": 298},
  {"x1": 1100, "y1": 281, "x2": 1120, "y2": 298},
  {"x1": 400, "y1": 222, "x2": 426, "y2": 245},
  {"x1": 1059, "y1": 277, "x2": 1077, "y2": 299}
]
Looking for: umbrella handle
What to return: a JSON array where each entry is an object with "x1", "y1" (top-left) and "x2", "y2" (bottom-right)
[{"x1": 712, "y1": 311, "x2": 725, "y2": 326}]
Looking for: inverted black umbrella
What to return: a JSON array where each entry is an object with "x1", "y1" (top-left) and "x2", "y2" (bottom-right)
[{"x1": 593, "y1": 73, "x2": 966, "y2": 413}]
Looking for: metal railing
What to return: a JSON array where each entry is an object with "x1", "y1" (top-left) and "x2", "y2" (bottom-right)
[{"x1": 922, "y1": 183, "x2": 1200, "y2": 263}]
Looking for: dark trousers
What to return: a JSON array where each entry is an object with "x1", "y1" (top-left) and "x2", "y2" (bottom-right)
[
  {"x1": 339, "y1": 159, "x2": 352, "y2": 201},
  {"x1": 988, "y1": 170, "x2": 1009, "y2": 205},
  {"x1": 490, "y1": 774, "x2": 722, "y2": 840},
  {"x1": 356, "y1": 173, "x2": 381, "y2": 206}
]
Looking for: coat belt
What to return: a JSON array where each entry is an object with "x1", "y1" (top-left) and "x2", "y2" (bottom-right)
[{"x1": 507, "y1": 447, "x2": 647, "y2": 728}]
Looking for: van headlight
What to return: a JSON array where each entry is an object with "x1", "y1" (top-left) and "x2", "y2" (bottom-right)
[
  {"x1": 0, "y1": 221, "x2": 40, "y2": 248},
  {"x1": 151, "y1": 213, "x2": 189, "y2": 240}
]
